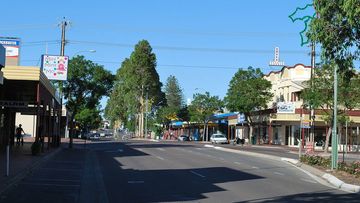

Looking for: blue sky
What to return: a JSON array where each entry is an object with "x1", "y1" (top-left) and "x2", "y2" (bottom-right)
[{"x1": 0, "y1": 0, "x2": 316, "y2": 108}]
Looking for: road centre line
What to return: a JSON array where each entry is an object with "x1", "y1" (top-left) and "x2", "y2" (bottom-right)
[
  {"x1": 252, "y1": 166, "x2": 259, "y2": 169},
  {"x1": 234, "y1": 161, "x2": 242, "y2": 165},
  {"x1": 190, "y1": 171, "x2": 206, "y2": 178},
  {"x1": 156, "y1": 148, "x2": 165, "y2": 151},
  {"x1": 274, "y1": 172, "x2": 284, "y2": 176}
]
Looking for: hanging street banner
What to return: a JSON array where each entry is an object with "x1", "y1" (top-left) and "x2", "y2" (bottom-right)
[{"x1": 41, "y1": 54, "x2": 69, "y2": 81}]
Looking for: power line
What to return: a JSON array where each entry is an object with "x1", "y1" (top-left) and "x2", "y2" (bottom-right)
[
  {"x1": 68, "y1": 40, "x2": 309, "y2": 54},
  {"x1": 77, "y1": 24, "x2": 299, "y2": 38},
  {"x1": 0, "y1": 24, "x2": 57, "y2": 31},
  {"x1": 20, "y1": 59, "x2": 284, "y2": 71}
]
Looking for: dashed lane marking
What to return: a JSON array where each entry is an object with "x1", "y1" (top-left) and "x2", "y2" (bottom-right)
[
  {"x1": 274, "y1": 172, "x2": 284, "y2": 176},
  {"x1": 155, "y1": 156, "x2": 165, "y2": 160},
  {"x1": 190, "y1": 171, "x2": 206, "y2": 178}
]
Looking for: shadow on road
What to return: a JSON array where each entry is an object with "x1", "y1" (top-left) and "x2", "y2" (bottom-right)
[
  {"x1": 242, "y1": 190, "x2": 360, "y2": 203},
  {"x1": 98, "y1": 144, "x2": 264, "y2": 203}
]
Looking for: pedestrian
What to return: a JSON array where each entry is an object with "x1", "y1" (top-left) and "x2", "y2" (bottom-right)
[{"x1": 16, "y1": 124, "x2": 26, "y2": 146}]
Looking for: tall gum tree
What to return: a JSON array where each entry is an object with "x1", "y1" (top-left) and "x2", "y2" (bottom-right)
[
  {"x1": 105, "y1": 40, "x2": 164, "y2": 137},
  {"x1": 225, "y1": 67, "x2": 273, "y2": 144}
]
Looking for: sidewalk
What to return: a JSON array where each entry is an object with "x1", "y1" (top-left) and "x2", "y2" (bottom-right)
[{"x1": 0, "y1": 137, "x2": 62, "y2": 194}]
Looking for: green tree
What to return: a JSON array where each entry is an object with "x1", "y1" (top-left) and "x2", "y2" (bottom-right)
[
  {"x1": 64, "y1": 55, "x2": 114, "y2": 147},
  {"x1": 105, "y1": 40, "x2": 164, "y2": 137},
  {"x1": 156, "y1": 75, "x2": 184, "y2": 130},
  {"x1": 308, "y1": 0, "x2": 360, "y2": 68},
  {"x1": 188, "y1": 92, "x2": 223, "y2": 141},
  {"x1": 165, "y1": 75, "x2": 183, "y2": 110},
  {"x1": 302, "y1": 63, "x2": 360, "y2": 151},
  {"x1": 225, "y1": 67, "x2": 273, "y2": 143}
]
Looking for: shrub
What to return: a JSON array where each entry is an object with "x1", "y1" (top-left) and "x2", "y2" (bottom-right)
[
  {"x1": 31, "y1": 141, "x2": 41, "y2": 155},
  {"x1": 301, "y1": 155, "x2": 360, "y2": 177}
]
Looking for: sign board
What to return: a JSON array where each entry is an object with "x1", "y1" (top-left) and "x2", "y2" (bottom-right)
[
  {"x1": 41, "y1": 55, "x2": 69, "y2": 81},
  {"x1": 269, "y1": 47, "x2": 285, "y2": 66},
  {"x1": 301, "y1": 119, "x2": 311, "y2": 129},
  {"x1": 0, "y1": 37, "x2": 21, "y2": 66},
  {"x1": 0, "y1": 45, "x2": 5, "y2": 68},
  {"x1": 237, "y1": 113, "x2": 246, "y2": 124},
  {"x1": 277, "y1": 102, "x2": 295, "y2": 114},
  {"x1": 0, "y1": 100, "x2": 28, "y2": 108},
  {"x1": 305, "y1": 142, "x2": 314, "y2": 154}
]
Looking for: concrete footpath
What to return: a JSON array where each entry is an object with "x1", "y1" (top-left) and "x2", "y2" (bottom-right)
[
  {"x1": 205, "y1": 143, "x2": 360, "y2": 193},
  {"x1": 0, "y1": 137, "x2": 62, "y2": 195}
]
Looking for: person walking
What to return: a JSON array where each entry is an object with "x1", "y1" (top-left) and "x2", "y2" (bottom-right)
[{"x1": 16, "y1": 124, "x2": 26, "y2": 146}]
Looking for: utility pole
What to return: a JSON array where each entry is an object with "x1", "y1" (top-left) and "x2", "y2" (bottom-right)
[{"x1": 60, "y1": 18, "x2": 68, "y2": 56}]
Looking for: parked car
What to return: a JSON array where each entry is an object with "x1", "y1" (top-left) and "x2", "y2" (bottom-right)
[
  {"x1": 210, "y1": 133, "x2": 228, "y2": 144},
  {"x1": 178, "y1": 135, "x2": 190, "y2": 141},
  {"x1": 89, "y1": 133, "x2": 100, "y2": 140}
]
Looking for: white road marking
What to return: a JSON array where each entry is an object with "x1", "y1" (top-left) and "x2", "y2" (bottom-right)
[
  {"x1": 190, "y1": 171, "x2": 206, "y2": 178},
  {"x1": 301, "y1": 178, "x2": 317, "y2": 184},
  {"x1": 219, "y1": 157, "x2": 225, "y2": 161},
  {"x1": 155, "y1": 156, "x2": 165, "y2": 160},
  {"x1": 274, "y1": 172, "x2": 284, "y2": 176},
  {"x1": 156, "y1": 148, "x2": 165, "y2": 151},
  {"x1": 252, "y1": 166, "x2": 259, "y2": 169},
  {"x1": 128, "y1": 181, "x2": 145, "y2": 184},
  {"x1": 234, "y1": 162, "x2": 242, "y2": 165}
]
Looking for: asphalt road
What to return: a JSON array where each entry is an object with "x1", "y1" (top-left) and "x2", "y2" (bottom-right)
[{"x1": 1, "y1": 140, "x2": 359, "y2": 203}]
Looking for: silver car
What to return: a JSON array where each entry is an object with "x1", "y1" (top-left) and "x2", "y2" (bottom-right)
[{"x1": 210, "y1": 134, "x2": 228, "y2": 144}]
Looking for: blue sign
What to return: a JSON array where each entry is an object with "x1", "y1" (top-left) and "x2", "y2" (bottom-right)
[{"x1": 237, "y1": 113, "x2": 246, "y2": 123}]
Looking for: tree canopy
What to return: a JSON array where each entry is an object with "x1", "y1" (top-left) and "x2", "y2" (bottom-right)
[
  {"x1": 225, "y1": 67, "x2": 273, "y2": 120},
  {"x1": 63, "y1": 55, "x2": 114, "y2": 132},
  {"x1": 105, "y1": 40, "x2": 164, "y2": 134},
  {"x1": 308, "y1": 0, "x2": 360, "y2": 70}
]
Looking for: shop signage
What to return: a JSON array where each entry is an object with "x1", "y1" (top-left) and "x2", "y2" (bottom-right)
[
  {"x1": 277, "y1": 102, "x2": 295, "y2": 114},
  {"x1": 0, "y1": 37, "x2": 21, "y2": 66},
  {"x1": 237, "y1": 113, "x2": 246, "y2": 123},
  {"x1": 41, "y1": 55, "x2": 69, "y2": 81},
  {"x1": 301, "y1": 119, "x2": 311, "y2": 129},
  {"x1": 0, "y1": 100, "x2": 28, "y2": 108},
  {"x1": 0, "y1": 45, "x2": 5, "y2": 68}
]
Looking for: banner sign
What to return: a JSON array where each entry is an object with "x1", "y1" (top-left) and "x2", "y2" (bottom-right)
[
  {"x1": 301, "y1": 119, "x2": 311, "y2": 129},
  {"x1": 237, "y1": 113, "x2": 246, "y2": 124},
  {"x1": 277, "y1": 102, "x2": 295, "y2": 114},
  {"x1": 41, "y1": 55, "x2": 69, "y2": 81},
  {"x1": 0, "y1": 100, "x2": 28, "y2": 108}
]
